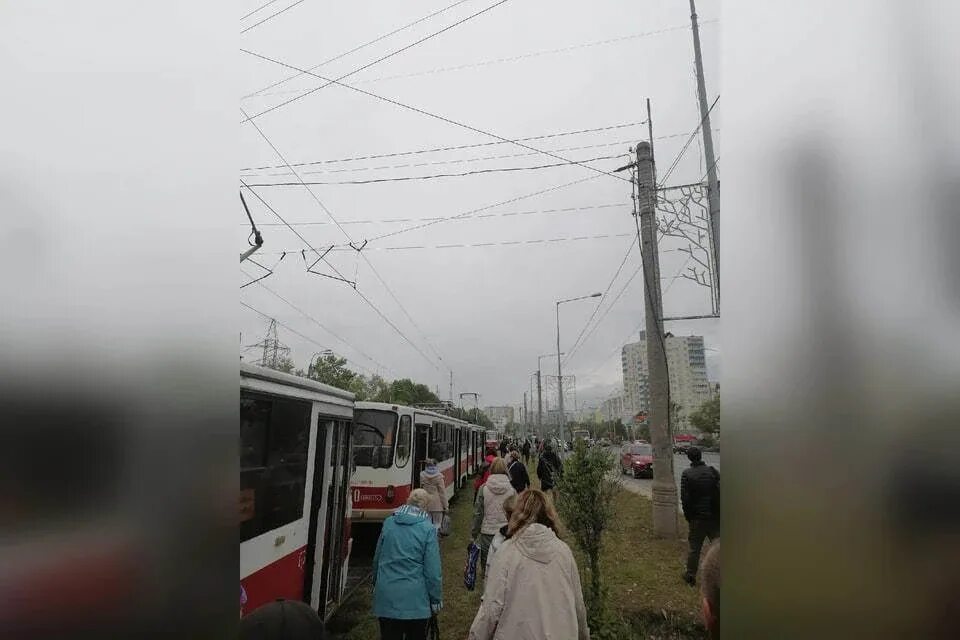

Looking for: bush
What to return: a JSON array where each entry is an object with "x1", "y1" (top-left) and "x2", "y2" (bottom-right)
[{"x1": 555, "y1": 440, "x2": 622, "y2": 631}]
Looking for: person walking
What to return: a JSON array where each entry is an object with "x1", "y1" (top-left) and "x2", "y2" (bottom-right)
[
  {"x1": 680, "y1": 447, "x2": 720, "y2": 585},
  {"x1": 372, "y1": 489, "x2": 443, "y2": 640},
  {"x1": 536, "y1": 440, "x2": 563, "y2": 497},
  {"x1": 498, "y1": 439, "x2": 508, "y2": 458},
  {"x1": 506, "y1": 449, "x2": 530, "y2": 494},
  {"x1": 484, "y1": 494, "x2": 516, "y2": 577},
  {"x1": 468, "y1": 489, "x2": 589, "y2": 640},
  {"x1": 473, "y1": 446, "x2": 497, "y2": 502},
  {"x1": 471, "y1": 458, "x2": 516, "y2": 577},
  {"x1": 418, "y1": 458, "x2": 448, "y2": 533},
  {"x1": 521, "y1": 439, "x2": 531, "y2": 465}
]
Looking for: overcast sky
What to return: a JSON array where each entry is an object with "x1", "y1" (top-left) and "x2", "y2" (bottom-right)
[{"x1": 238, "y1": 0, "x2": 720, "y2": 410}]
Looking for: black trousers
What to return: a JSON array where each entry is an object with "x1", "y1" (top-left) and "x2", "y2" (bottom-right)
[
  {"x1": 685, "y1": 518, "x2": 720, "y2": 579},
  {"x1": 378, "y1": 617, "x2": 430, "y2": 640}
]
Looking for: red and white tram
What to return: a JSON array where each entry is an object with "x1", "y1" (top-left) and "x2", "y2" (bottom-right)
[
  {"x1": 351, "y1": 403, "x2": 484, "y2": 524},
  {"x1": 240, "y1": 363, "x2": 355, "y2": 620}
]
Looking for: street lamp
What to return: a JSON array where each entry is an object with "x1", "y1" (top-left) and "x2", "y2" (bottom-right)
[{"x1": 556, "y1": 293, "x2": 602, "y2": 445}]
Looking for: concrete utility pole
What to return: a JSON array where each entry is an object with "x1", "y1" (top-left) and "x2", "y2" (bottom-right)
[
  {"x1": 523, "y1": 392, "x2": 528, "y2": 427},
  {"x1": 637, "y1": 141, "x2": 678, "y2": 537},
  {"x1": 689, "y1": 0, "x2": 720, "y2": 307}
]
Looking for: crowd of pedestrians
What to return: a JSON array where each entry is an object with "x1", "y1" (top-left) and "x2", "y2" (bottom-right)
[{"x1": 240, "y1": 436, "x2": 721, "y2": 640}]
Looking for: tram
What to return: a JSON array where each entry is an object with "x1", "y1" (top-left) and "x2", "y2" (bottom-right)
[
  {"x1": 351, "y1": 403, "x2": 484, "y2": 524},
  {"x1": 240, "y1": 363, "x2": 355, "y2": 620}
]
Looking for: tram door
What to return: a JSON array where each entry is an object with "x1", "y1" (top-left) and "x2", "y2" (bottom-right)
[
  {"x1": 454, "y1": 427, "x2": 462, "y2": 488},
  {"x1": 413, "y1": 422, "x2": 430, "y2": 488}
]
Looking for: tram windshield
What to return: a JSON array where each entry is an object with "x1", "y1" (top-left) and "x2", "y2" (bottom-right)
[{"x1": 354, "y1": 409, "x2": 397, "y2": 468}]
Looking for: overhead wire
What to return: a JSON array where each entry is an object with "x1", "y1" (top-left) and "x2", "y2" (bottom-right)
[
  {"x1": 241, "y1": 153, "x2": 625, "y2": 186},
  {"x1": 243, "y1": 0, "x2": 475, "y2": 100},
  {"x1": 240, "y1": 121, "x2": 650, "y2": 172},
  {"x1": 240, "y1": 0, "x2": 307, "y2": 35},
  {"x1": 246, "y1": 20, "x2": 718, "y2": 97},
  {"x1": 242, "y1": 48, "x2": 633, "y2": 186},
  {"x1": 240, "y1": 106, "x2": 448, "y2": 372},
  {"x1": 241, "y1": 0, "x2": 283, "y2": 22},
  {"x1": 659, "y1": 95, "x2": 719, "y2": 186},
  {"x1": 242, "y1": 0, "x2": 513, "y2": 122}
]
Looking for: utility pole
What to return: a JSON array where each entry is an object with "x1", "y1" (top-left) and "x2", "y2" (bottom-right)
[
  {"x1": 537, "y1": 369, "x2": 543, "y2": 432},
  {"x1": 689, "y1": 0, "x2": 720, "y2": 307},
  {"x1": 637, "y1": 140, "x2": 678, "y2": 537},
  {"x1": 449, "y1": 371, "x2": 453, "y2": 403},
  {"x1": 523, "y1": 391, "x2": 528, "y2": 428}
]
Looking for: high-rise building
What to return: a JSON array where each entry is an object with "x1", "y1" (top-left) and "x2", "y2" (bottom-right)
[
  {"x1": 621, "y1": 333, "x2": 712, "y2": 429},
  {"x1": 483, "y1": 406, "x2": 514, "y2": 429}
]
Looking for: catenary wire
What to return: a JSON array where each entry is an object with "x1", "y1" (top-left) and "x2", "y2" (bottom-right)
[
  {"x1": 243, "y1": 0, "x2": 475, "y2": 99},
  {"x1": 659, "y1": 95, "x2": 719, "y2": 186},
  {"x1": 241, "y1": 0, "x2": 283, "y2": 22},
  {"x1": 241, "y1": 106, "x2": 448, "y2": 371},
  {"x1": 241, "y1": 153, "x2": 624, "y2": 186},
  {"x1": 242, "y1": 48, "x2": 633, "y2": 186},
  {"x1": 246, "y1": 20, "x2": 718, "y2": 98},
  {"x1": 242, "y1": 0, "x2": 512, "y2": 121},
  {"x1": 240, "y1": 122, "x2": 650, "y2": 172},
  {"x1": 241, "y1": 0, "x2": 307, "y2": 35}
]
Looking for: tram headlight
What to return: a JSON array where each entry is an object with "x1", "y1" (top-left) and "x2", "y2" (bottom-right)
[{"x1": 385, "y1": 485, "x2": 395, "y2": 503}]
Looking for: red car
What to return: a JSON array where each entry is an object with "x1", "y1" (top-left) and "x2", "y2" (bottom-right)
[{"x1": 620, "y1": 442, "x2": 653, "y2": 478}]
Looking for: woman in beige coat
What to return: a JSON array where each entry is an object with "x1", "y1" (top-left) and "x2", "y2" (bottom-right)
[
  {"x1": 468, "y1": 489, "x2": 589, "y2": 640},
  {"x1": 419, "y1": 458, "x2": 448, "y2": 532}
]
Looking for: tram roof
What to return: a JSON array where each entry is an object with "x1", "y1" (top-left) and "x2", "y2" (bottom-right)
[{"x1": 241, "y1": 362, "x2": 355, "y2": 403}]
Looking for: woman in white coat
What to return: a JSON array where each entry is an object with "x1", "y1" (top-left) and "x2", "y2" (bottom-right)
[{"x1": 468, "y1": 489, "x2": 589, "y2": 640}]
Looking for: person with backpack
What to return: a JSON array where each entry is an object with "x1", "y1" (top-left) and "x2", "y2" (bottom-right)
[
  {"x1": 537, "y1": 440, "x2": 563, "y2": 497},
  {"x1": 506, "y1": 449, "x2": 530, "y2": 494},
  {"x1": 680, "y1": 447, "x2": 720, "y2": 586}
]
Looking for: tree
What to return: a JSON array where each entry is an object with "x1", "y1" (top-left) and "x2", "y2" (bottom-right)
[
  {"x1": 556, "y1": 440, "x2": 621, "y2": 636},
  {"x1": 305, "y1": 353, "x2": 357, "y2": 391},
  {"x1": 267, "y1": 355, "x2": 296, "y2": 375},
  {"x1": 690, "y1": 396, "x2": 720, "y2": 434},
  {"x1": 383, "y1": 378, "x2": 440, "y2": 405}
]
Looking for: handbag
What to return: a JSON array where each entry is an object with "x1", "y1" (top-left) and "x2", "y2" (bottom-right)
[
  {"x1": 439, "y1": 513, "x2": 451, "y2": 537},
  {"x1": 463, "y1": 541, "x2": 480, "y2": 591},
  {"x1": 426, "y1": 613, "x2": 440, "y2": 640}
]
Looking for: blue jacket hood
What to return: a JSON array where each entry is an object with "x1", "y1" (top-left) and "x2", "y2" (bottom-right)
[{"x1": 391, "y1": 504, "x2": 431, "y2": 525}]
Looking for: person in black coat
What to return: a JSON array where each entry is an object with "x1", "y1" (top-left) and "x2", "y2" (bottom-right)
[
  {"x1": 506, "y1": 449, "x2": 530, "y2": 493},
  {"x1": 521, "y1": 440, "x2": 531, "y2": 464},
  {"x1": 680, "y1": 447, "x2": 720, "y2": 585},
  {"x1": 536, "y1": 441, "x2": 563, "y2": 495}
]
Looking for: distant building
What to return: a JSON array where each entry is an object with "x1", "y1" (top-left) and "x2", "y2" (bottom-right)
[
  {"x1": 600, "y1": 395, "x2": 625, "y2": 423},
  {"x1": 621, "y1": 333, "x2": 712, "y2": 429},
  {"x1": 484, "y1": 406, "x2": 514, "y2": 429}
]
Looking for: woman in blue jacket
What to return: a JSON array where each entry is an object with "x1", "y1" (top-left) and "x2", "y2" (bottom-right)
[{"x1": 372, "y1": 488, "x2": 443, "y2": 640}]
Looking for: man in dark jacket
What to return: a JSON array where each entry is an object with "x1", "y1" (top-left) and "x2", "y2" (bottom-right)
[
  {"x1": 521, "y1": 440, "x2": 531, "y2": 464},
  {"x1": 536, "y1": 441, "x2": 563, "y2": 494},
  {"x1": 681, "y1": 447, "x2": 720, "y2": 585},
  {"x1": 506, "y1": 449, "x2": 530, "y2": 493}
]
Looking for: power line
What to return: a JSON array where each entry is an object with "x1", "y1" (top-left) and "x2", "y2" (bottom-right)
[
  {"x1": 243, "y1": 0, "x2": 475, "y2": 100},
  {"x1": 241, "y1": 153, "x2": 626, "y2": 186},
  {"x1": 240, "y1": 0, "x2": 307, "y2": 35},
  {"x1": 242, "y1": 0, "x2": 512, "y2": 122},
  {"x1": 564, "y1": 240, "x2": 637, "y2": 365},
  {"x1": 659, "y1": 95, "x2": 719, "y2": 186},
  {"x1": 240, "y1": 121, "x2": 649, "y2": 172},
  {"x1": 254, "y1": 232, "x2": 644, "y2": 254},
  {"x1": 240, "y1": 106, "x2": 447, "y2": 372},
  {"x1": 246, "y1": 202, "x2": 629, "y2": 227},
  {"x1": 247, "y1": 20, "x2": 718, "y2": 97},
  {"x1": 241, "y1": 137, "x2": 644, "y2": 177},
  {"x1": 241, "y1": 0, "x2": 283, "y2": 22},
  {"x1": 240, "y1": 280, "x2": 390, "y2": 376},
  {"x1": 242, "y1": 48, "x2": 633, "y2": 186}
]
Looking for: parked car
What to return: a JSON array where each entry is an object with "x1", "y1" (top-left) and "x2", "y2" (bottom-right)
[{"x1": 620, "y1": 442, "x2": 653, "y2": 478}]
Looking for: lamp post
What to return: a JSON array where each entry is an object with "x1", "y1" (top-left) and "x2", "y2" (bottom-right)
[{"x1": 556, "y1": 293, "x2": 602, "y2": 445}]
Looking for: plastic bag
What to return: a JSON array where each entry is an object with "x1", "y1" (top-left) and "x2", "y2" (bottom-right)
[
  {"x1": 439, "y1": 513, "x2": 451, "y2": 537},
  {"x1": 463, "y1": 541, "x2": 480, "y2": 591}
]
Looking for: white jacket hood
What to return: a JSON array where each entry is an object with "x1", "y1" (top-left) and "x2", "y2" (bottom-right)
[
  {"x1": 484, "y1": 473, "x2": 513, "y2": 495},
  {"x1": 512, "y1": 523, "x2": 561, "y2": 565}
]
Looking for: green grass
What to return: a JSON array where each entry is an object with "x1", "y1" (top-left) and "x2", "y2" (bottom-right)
[{"x1": 328, "y1": 462, "x2": 706, "y2": 639}]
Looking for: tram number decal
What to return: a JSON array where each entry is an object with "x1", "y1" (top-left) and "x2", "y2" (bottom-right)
[{"x1": 354, "y1": 488, "x2": 384, "y2": 503}]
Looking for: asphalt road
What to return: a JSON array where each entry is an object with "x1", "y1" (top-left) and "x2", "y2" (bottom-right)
[{"x1": 613, "y1": 448, "x2": 720, "y2": 499}]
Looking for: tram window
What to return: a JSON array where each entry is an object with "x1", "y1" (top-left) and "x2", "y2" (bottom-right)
[
  {"x1": 240, "y1": 394, "x2": 311, "y2": 543},
  {"x1": 395, "y1": 415, "x2": 411, "y2": 467},
  {"x1": 354, "y1": 409, "x2": 397, "y2": 469}
]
